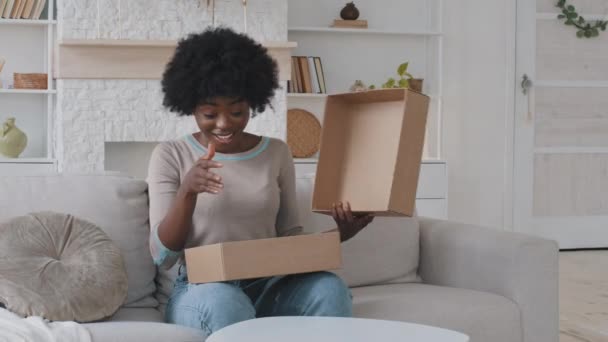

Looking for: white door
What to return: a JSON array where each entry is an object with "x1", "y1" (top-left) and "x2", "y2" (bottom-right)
[{"x1": 514, "y1": 0, "x2": 608, "y2": 248}]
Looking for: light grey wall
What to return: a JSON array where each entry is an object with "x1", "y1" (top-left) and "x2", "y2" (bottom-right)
[{"x1": 442, "y1": 0, "x2": 515, "y2": 229}]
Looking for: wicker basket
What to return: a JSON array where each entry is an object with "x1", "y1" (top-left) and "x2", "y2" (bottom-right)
[
  {"x1": 287, "y1": 108, "x2": 322, "y2": 158},
  {"x1": 14, "y1": 73, "x2": 48, "y2": 90}
]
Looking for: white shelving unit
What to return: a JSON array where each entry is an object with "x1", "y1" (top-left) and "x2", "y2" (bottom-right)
[
  {"x1": 286, "y1": 0, "x2": 444, "y2": 160},
  {"x1": 0, "y1": 19, "x2": 56, "y2": 25},
  {"x1": 0, "y1": 0, "x2": 56, "y2": 173},
  {"x1": 287, "y1": 93, "x2": 328, "y2": 99},
  {"x1": 0, "y1": 89, "x2": 56, "y2": 94},
  {"x1": 289, "y1": 26, "x2": 442, "y2": 36},
  {"x1": 287, "y1": 0, "x2": 447, "y2": 219}
]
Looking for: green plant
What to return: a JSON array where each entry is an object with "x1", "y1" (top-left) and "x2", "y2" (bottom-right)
[
  {"x1": 369, "y1": 62, "x2": 413, "y2": 90},
  {"x1": 556, "y1": 0, "x2": 607, "y2": 38}
]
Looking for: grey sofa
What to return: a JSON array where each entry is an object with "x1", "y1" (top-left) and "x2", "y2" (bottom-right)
[{"x1": 0, "y1": 173, "x2": 559, "y2": 342}]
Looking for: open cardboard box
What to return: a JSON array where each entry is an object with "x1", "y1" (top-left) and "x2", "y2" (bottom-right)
[
  {"x1": 313, "y1": 88, "x2": 429, "y2": 217},
  {"x1": 185, "y1": 232, "x2": 341, "y2": 283}
]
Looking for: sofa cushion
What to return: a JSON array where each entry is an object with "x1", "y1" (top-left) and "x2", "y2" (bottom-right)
[
  {"x1": 0, "y1": 174, "x2": 157, "y2": 308},
  {"x1": 351, "y1": 283, "x2": 522, "y2": 342},
  {"x1": 107, "y1": 308, "x2": 164, "y2": 322},
  {"x1": 155, "y1": 264, "x2": 179, "y2": 314},
  {"x1": 0, "y1": 212, "x2": 128, "y2": 322},
  {"x1": 295, "y1": 173, "x2": 421, "y2": 287},
  {"x1": 83, "y1": 322, "x2": 206, "y2": 342}
]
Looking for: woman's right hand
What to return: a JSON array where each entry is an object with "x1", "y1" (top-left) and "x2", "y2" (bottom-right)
[{"x1": 180, "y1": 143, "x2": 224, "y2": 195}]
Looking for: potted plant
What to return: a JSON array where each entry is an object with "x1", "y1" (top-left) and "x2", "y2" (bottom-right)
[{"x1": 368, "y1": 62, "x2": 423, "y2": 92}]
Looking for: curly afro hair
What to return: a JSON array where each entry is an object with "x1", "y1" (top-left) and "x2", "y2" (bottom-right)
[{"x1": 161, "y1": 27, "x2": 279, "y2": 117}]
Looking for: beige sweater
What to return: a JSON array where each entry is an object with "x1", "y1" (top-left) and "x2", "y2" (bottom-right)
[{"x1": 147, "y1": 134, "x2": 302, "y2": 269}]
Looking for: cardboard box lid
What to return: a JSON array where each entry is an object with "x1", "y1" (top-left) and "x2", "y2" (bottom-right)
[{"x1": 312, "y1": 88, "x2": 429, "y2": 216}]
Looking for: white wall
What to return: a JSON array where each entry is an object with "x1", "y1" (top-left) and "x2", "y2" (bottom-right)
[
  {"x1": 442, "y1": 0, "x2": 515, "y2": 230},
  {"x1": 55, "y1": 0, "x2": 517, "y2": 229},
  {"x1": 57, "y1": 0, "x2": 287, "y2": 172}
]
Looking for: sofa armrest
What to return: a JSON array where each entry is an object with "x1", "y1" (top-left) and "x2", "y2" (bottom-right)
[{"x1": 418, "y1": 217, "x2": 559, "y2": 342}]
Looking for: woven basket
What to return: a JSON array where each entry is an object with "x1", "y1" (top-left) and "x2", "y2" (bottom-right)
[
  {"x1": 14, "y1": 73, "x2": 48, "y2": 90},
  {"x1": 287, "y1": 108, "x2": 322, "y2": 158}
]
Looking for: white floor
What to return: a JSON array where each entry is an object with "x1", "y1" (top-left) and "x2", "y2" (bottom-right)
[{"x1": 559, "y1": 250, "x2": 608, "y2": 342}]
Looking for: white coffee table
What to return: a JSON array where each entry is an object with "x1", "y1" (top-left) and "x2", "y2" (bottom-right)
[{"x1": 207, "y1": 317, "x2": 469, "y2": 342}]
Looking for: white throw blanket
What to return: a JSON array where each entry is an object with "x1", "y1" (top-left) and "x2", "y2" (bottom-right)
[{"x1": 0, "y1": 308, "x2": 91, "y2": 342}]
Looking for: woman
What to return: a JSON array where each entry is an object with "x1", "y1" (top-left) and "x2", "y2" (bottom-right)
[{"x1": 147, "y1": 27, "x2": 374, "y2": 336}]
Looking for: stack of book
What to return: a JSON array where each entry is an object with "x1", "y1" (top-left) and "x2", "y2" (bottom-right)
[
  {"x1": 288, "y1": 56, "x2": 326, "y2": 94},
  {"x1": 0, "y1": 0, "x2": 47, "y2": 20}
]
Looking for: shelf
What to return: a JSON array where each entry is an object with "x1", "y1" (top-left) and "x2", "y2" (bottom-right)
[
  {"x1": 0, "y1": 158, "x2": 55, "y2": 164},
  {"x1": 287, "y1": 93, "x2": 328, "y2": 98},
  {"x1": 421, "y1": 159, "x2": 447, "y2": 164},
  {"x1": 295, "y1": 157, "x2": 447, "y2": 164},
  {"x1": 288, "y1": 92, "x2": 441, "y2": 99},
  {"x1": 0, "y1": 19, "x2": 57, "y2": 25},
  {"x1": 289, "y1": 26, "x2": 442, "y2": 36},
  {"x1": 56, "y1": 39, "x2": 297, "y2": 81},
  {"x1": 294, "y1": 158, "x2": 319, "y2": 163},
  {"x1": 58, "y1": 39, "x2": 297, "y2": 49},
  {"x1": 0, "y1": 89, "x2": 56, "y2": 94}
]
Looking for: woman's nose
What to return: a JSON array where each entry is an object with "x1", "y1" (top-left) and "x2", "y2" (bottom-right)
[{"x1": 216, "y1": 115, "x2": 229, "y2": 129}]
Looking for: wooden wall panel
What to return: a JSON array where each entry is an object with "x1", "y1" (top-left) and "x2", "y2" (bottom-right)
[
  {"x1": 536, "y1": 87, "x2": 608, "y2": 147},
  {"x1": 534, "y1": 153, "x2": 608, "y2": 216},
  {"x1": 536, "y1": 21, "x2": 608, "y2": 81}
]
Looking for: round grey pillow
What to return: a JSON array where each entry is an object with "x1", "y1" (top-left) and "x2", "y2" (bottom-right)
[{"x1": 0, "y1": 211, "x2": 128, "y2": 322}]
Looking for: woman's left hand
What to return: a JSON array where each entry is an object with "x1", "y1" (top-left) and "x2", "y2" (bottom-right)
[{"x1": 332, "y1": 201, "x2": 374, "y2": 242}]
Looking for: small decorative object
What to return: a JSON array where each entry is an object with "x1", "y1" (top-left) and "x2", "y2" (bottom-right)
[
  {"x1": 349, "y1": 80, "x2": 368, "y2": 92},
  {"x1": 340, "y1": 2, "x2": 360, "y2": 20},
  {"x1": 287, "y1": 108, "x2": 322, "y2": 158},
  {"x1": 14, "y1": 73, "x2": 47, "y2": 90},
  {"x1": 333, "y1": 2, "x2": 368, "y2": 28},
  {"x1": 556, "y1": 0, "x2": 607, "y2": 38},
  {"x1": 0, "y1": 117, "x2": 28, "y2": 158},
  {"x1": 408, "y1": 78, "x2": 424, "y2": 93},
  {"x1": 369, "y1": 62, "x2": 424, "y2": 93}
]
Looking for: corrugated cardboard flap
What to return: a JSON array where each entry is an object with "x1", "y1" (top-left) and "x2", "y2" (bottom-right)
[
  {"x1": 185, "y1": 243, "x2": 226, "y2": 282},
  {"x1": 185, "y1": 232, "x2": 342, "y2": 283},
  {"x1": 313, "y1": 88, "x2": 429, "y2": 216},
  {"x1": 220, "y1": 233, "x2": 341, "y2": 281},
  {"x1": 389, "y1": 90, "x2": 430, "y2": 216}
]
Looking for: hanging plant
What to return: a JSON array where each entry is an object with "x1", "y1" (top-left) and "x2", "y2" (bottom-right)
[{"x1": 556, "y1": 0, "x2": 607, "y2": 38}]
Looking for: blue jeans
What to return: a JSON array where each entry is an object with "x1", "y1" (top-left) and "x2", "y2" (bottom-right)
[{"x1": 165, "y1": 267, "x2": 353, "y2": 336}]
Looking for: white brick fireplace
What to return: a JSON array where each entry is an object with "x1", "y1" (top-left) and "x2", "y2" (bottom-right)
[{"x1": 56, "y1": 0, "x2": 287, "y2": 173}]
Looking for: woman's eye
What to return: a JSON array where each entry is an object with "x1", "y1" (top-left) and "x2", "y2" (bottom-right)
[
  {"x1": 231, "y1": 112, "x2": 243, "y2": 117},
  {"x1": 202, "y1": 113, "x2": 216, "y2": 119}
]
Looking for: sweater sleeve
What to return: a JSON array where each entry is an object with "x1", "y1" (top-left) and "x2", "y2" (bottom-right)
[
  {"x1": 146, "y1": 142, "x2": 183, "y2": 269},
  {"x1": 275, "y1": 142, "x2": 304, "y2": 237}
]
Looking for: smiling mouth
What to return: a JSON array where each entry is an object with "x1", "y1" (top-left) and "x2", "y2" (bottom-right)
[{"x1": 213, "y1": 132, "x2": 235, "y2": 144}]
